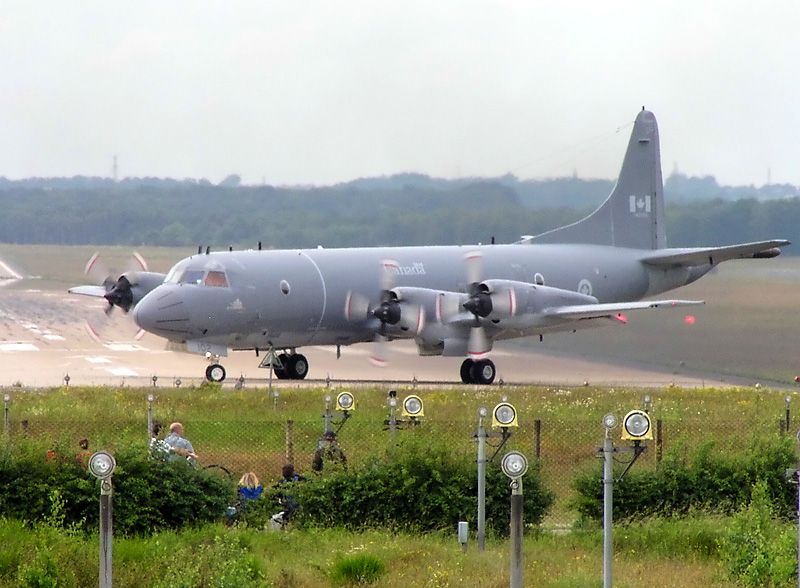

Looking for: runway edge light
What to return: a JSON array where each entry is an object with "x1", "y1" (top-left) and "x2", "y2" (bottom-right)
[
  {"x1": 402, "y1": 395, "x2": 424, "y2": 418},
  {"x1": 336, "y1": 391, "x2": 355, "y2": 412},
  {"x1": 621, "y1": 409, "x2": 653, "y2": 441},
  {"x1": 492, "y1": 402, "x2": 518, "y2": 429}
]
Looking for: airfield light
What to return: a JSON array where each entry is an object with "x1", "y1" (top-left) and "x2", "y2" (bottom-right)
[
  {"x1": 388, "y1": 396, "x2": 398, "y2": 408},
  {"x1": 324, "y1": 394, "x2": 332, "y2": 408},
  {"x1": 3, "y1": 394, "x2": 9, "y2": 403},
  {"x1": 147, "y1": 393, "x2": 154, "y2": 403},
  {"x1": 492, "y1": 402, "x2": 518, "y2": 429},
  {"x1": 602, "y1": 413, "x2": 618, "y2": 431},
  {"x1": 336, "y1": 391, "x2": 355, "y2": 412},
  {"x1": 643, "y1": 394, "x2": 653, "y2": 413},
  {"x1": 151, "y1": 375, "x2": 158, "y2": 387},
  {"x1": 500, "y1": 451, "x2": 529, "y2": 480},
  {"x1": 402, "y1": 395, "x2": 424, "y2": 418},
  {"x1": 478, "y1": 406, "x2": 488, "y2": 419},
  {"x1": 786, "y1": 395, "x2": 792, "y2": 407},
  {"x1": 621, "y1": 410, "x2": 653, "y2": 441},
  {"x1": 88, "y1": 451, "x2": 117, "y2": 480},
  {"x1": 174, "y1": 378, "x2": 182, "y2": 388}
]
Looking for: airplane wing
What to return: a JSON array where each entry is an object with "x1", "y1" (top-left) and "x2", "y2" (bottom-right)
[
  {"x1": 640, "y1": 240, "x2": 789, "y2": 267},
  {"x1": 543, "y1": 299, "x2": 704, "y2": 321},
  {"x1": 68, "y1": 285, "x2": 108, "y2": 297}
]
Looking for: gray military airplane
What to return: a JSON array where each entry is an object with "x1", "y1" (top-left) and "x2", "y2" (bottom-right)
[{"x1": 71, "y1": 109, "x2": 788, "y2": 384}]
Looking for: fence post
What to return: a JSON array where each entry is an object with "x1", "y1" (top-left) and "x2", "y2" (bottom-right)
[
  {"x1": 3, "y1": 393, "x2": 10, "y2": 439},
  {"x1": 656, "y1": 419, "x2": 663, "y2": 465},
  {"x1": 285, "y1": 420, "x2": 294, "y2": 466},
  {"x1": 533, "y1": 419, "x2": 541, "y2": 460}
]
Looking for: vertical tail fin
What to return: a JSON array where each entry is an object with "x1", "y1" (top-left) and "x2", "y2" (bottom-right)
[{"x1": 529, "y1": 109, "x2": 666, "y2": 250}]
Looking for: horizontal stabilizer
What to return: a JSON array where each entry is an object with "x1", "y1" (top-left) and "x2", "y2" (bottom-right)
[
  {"x1": 68, "y1": 285, "x2": 108, "y2": 298},
  {"x1": 544, "y1": 299, "x2": 704, "y2": 321},
  {"x1": 641, "y1": 240, "x2": 790, "y2": 267}
]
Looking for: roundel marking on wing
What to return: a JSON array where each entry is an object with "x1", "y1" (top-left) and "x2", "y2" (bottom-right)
[{"x1": 578, "y1": 279, "x2": 592, "y2": 296}]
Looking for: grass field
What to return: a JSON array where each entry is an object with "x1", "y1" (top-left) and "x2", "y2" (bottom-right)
[{"x1": 2, "y1": 383, "x2": 796, "y2": 586}]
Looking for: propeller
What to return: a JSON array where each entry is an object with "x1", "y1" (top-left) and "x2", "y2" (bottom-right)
[
  {"x1": 461, "y1": 251, "x2": 492, "y2": 359},
  {"x1": 81, "y1": 251, "x2": 149, "y2": 341},
  {"x1": 344, "y1": 259, "x2": 425, "y2": 367}
]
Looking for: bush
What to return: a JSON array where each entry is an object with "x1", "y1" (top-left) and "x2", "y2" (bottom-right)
[
  {"x1": 242, "y1": 437, "x2": 554, "y2": 534},
  {"x1": 0, "y1": 441, "x2": 234, "y2": 535},
  {"x1": 329, "y1": 554, "x2": 386, "y2": 586},
  {"x1": 719, "y1": 480, "x2": 796, "y2": 586},
  {"x1": 572, "y1": 437, "x2": 796, "y2": 521}
]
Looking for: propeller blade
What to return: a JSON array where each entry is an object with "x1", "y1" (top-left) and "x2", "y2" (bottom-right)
[
  {"x1": 464, "y1": 251, "x2": 483, "y2": 286},
  {"x1": 128, "y1": 251, "x2": 149, "y2": 273},
  {"x1": 344, "y1": 291, "x2": 371, "y2": 322},
  {"x1": 84, "y1": 251, "x2": 113, "y2": 290},
  {"x1": 398, "y1": 304, "x2": 425, "y2": 335},
  {"x1": 369, "y1": 334, "x2": 389, "y2": 367},
  {"x1": 380, "y1": 259, "x2": 399, "y2": 291},
  {"x1": 436, "y1": 292, "x2": 464, "y2": 323},
  {"x1": 467, "y1": 326, "x2": 490, "y2": 360}
]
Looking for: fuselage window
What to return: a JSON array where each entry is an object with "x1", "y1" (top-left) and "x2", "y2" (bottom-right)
[{"x1": 205, "y1": 271, "x2": 229, "y2": 288}]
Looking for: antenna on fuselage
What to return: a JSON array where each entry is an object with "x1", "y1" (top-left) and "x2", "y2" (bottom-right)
[
  {"x1": 197, "y1": 245, "x2": 202, "y2": 255},
  {"x1": 258, "y1": 241, "x2": 262, "y2": 251},
  {"x1": 205, "y1": 246, "x2": 210, "y2": 255},
  {"x1": 229, "y1": 245, "x2": 233, "y2": 252}
]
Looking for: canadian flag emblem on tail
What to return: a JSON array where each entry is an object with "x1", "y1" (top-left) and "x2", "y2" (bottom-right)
[{"x1": 629, "y1": 195, "x2": 652, "y2": 215}]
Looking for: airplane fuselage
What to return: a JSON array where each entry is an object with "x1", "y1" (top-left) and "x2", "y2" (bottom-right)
[{"x1": 133, "y1": 243, "x2": 707, "y2": 353}]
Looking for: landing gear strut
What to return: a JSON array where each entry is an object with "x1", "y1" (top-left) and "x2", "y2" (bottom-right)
[{"x1": 460, "y1": 358, "x2": 496, "y2": 385}]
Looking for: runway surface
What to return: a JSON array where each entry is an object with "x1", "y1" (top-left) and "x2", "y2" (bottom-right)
[{"x1": 0, "y1": 284, "x2": 736, "y2": 389}]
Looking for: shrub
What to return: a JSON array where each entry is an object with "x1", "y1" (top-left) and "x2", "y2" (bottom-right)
[
  {"x1": 242, "y1": 437, "x2": 554, "y2": 534},
  {"x1": 329, "y1": 554, "x2": 386, "y2": 586},
  {"x1": 0, "y1": 441, "x2": 234, "y2": 535},
  {"x1": 572, "y1": 437, "x2": 796, "y2": 521},
  {"x1": 718, "y1": 480, "x2": 795, "y2": 586}
]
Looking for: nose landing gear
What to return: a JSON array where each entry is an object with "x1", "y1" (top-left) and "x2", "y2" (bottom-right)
[{"x1": 205, "y1": 354, "x2": 227, "y2": 383}]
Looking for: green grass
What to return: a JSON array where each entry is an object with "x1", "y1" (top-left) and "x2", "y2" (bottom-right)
[{"x1": 0, "y1": 518, "x2": 744, "y2": 587}]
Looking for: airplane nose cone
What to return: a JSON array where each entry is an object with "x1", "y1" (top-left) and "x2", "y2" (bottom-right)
[{"x1": 134, "y1": 288, "x2": 191, "y2": 337}]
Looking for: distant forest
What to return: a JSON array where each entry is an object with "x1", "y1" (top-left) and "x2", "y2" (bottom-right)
[{"x1": 0, "y1": 173, "x2": 797, "y2": 251}]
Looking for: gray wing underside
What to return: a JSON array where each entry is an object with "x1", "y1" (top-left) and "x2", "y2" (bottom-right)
[{"x1": 543, "y1": 299, "x2": 704, "y2": 321}]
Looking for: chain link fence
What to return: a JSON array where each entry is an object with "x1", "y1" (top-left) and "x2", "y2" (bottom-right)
[{"x1": 1, "y1": 386, "x2": 793, "y2": 526}]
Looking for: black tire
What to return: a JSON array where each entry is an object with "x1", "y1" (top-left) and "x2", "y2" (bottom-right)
[
  {"x1": 274, "y1": 354, "x2": 290, "y2": 379},
  {"x1": 460, "y1": 359, "x2": 474, "y2": 384},
  {"x1": 287, "y1": 354, "x2": 309, "y2": 379},
  {"x1": 470, "y1": 359, "x2": 496, "y2": 385},
  {"x1": 202, "y1": 464, "x2": 232, "y2": 481},
  {"x1": 205, "y1": 363, "x2": 227, "y2": 383}
]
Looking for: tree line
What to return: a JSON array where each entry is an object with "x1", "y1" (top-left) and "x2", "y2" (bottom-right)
[{"x1": 0, "y1": 174, "x2": 797, "y2": 251}]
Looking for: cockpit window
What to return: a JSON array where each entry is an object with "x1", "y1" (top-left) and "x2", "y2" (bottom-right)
[
  {"x1": 179, "y1": 270, "x2": 205, "y2": 285},
  {"x1": 204, "y1": 271, "x2": 228, "y2": 288}
]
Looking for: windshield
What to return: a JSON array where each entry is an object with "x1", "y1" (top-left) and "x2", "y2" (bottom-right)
[{"x1": 164, "y1": 262, "x2": 229, "y2": 288}]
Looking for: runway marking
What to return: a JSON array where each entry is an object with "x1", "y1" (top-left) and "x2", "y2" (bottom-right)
[
  {"x1": 43, "y1": 334, "x2": 66, "y2": 341},
  {"x1": 85, "y1": 356, "x2": 112, "y2": 364},
  {"x1": 106, "y1": 367, "x2": 138, "y2": 377},
  {"x1": 0, "y1": 260, "x2": 23, "y2": 280},
  {"x1": 104, "y1": 343, "x2": 147, "y2": 352},
  {"x1": 0, "y1": 343, "x2": 39, "y2": 351}
]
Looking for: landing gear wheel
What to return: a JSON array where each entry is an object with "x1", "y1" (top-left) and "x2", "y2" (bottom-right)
[
  {"x1": 286, "y1": 354, "x2": 309, "y2": 379},
  {"x1": 206, "y1": 363, "x2": 227, "y2": 383},
  {"x1": 470, "y1": 359, "x2": 496, "y2": 385},
  {"x1": 460, "y1": 359, "x2": 474, "y2": 384},
  {"x1": 274, "y1": 354, "x2": 290, "y2": 379}
]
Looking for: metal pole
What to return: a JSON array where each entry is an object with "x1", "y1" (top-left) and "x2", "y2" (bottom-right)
[
  {"x1": 477, "y1": 415, "x2": 487, "y2": 551},
  {"x1": 389, "y1": 404, "x2": 397, "y2": 439},
  {"x1": 603, "y1": 432, "x2": 614, "y2": 588},
  {"x1": 286, "y1": 420, "x2": 295, "y2": 466},
  {"x1": 146, "y1": 395, "x2": 153, "y2": 442},
  {"x1": 510, "y1": 478, "x2": 524, "y2": 588},
  {"x1": 324, "y1": 398, "x2": 333, "y2": 435},
  {"x1": 99, "y1": 478, "x2": 113, "y2": 588},
  {"x1": 3, "y1": 394, "x2": 10, "y2": 438},
  {"x1": 533, "y1": 419, "x2": 541, "y2": 460},
  {"x1": 656, "y1": 419, "x2": 663, "y2": 465}
]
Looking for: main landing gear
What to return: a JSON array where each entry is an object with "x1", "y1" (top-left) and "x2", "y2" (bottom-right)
[
  {"x1": 273, "y1": 353, "x2": 309, "y2": 380},
  {"x1": 460, "y1": 358, "x2": 496, "y2": 385}
]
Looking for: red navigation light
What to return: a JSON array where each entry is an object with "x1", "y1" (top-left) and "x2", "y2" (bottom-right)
[{"x1": 684, "y1": 315, "x2": 696, "y2": 325}]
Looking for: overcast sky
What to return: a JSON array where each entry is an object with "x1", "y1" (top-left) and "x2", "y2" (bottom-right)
[{"x1": 1, "y1": 1, "x2": 798, "y2": 186}]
